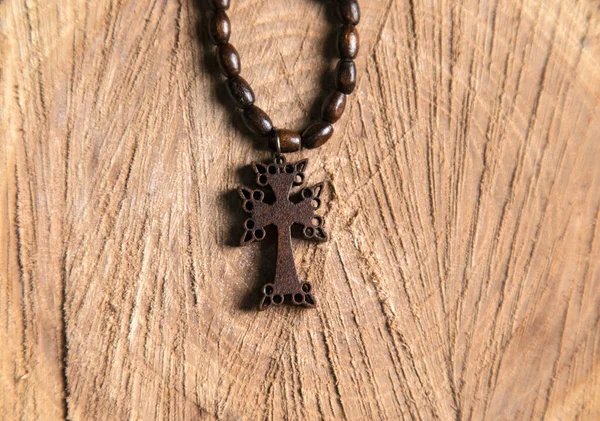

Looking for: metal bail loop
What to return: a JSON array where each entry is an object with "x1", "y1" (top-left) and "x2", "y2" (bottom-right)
[
  {"x1": 274, "y1": 131, "x2": 282, "y2": 158},
  {"x1": 273, "y1": 131, "x2": 285, "y2": 165}
]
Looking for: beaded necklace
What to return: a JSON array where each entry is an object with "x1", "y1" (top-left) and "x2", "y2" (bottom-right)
[{"x1": 208, "y1": 0, "x2": 360, "y2": 309}]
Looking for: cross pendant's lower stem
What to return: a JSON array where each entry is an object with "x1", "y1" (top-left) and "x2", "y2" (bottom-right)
[
  {"x1": 259, "y1": 226, "x2": 316, "y2": 310},
  {"x1": 274, "y1": 225, "x2": 300, "y2": 295}
]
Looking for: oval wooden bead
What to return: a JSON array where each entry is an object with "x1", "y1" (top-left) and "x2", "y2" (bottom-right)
[
  {"x1": 208, "y1": 11, "x2": 230, "y2": 45},
  {"x1": 217, "y1": 43, "x2": 240, "y2": 76},
  {"x1": 337, "y1": 25, "x2": 359, "y2": 59},
  {"x1": 335, "y1": 59, "x2": 357, "y2": 94},
  {"x1": 211, "y1": 0, "x2": 230, "y2": 10},
  {"x1": 267, "y1": 129, "x2": 301, "y2": 153},
  {"x1": 226, "y1": 76, "x2": 255, "y2": 108},
  {"x1": 321, "y1": 91, "x2": 346, "y2": 123},
  {"x1": 243, "y1": 106, "x2": 273, "y2": 136},
  {"x1": 302, "y1": 122, "x2": 334, "y2": 149},
  {"x1": 338, "y1": 0, "x2": 360, "y2": 25}
]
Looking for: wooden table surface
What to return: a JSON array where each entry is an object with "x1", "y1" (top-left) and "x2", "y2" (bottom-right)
[{"x1": 2, "y1": 0, "x2": 599, "y2": 420}]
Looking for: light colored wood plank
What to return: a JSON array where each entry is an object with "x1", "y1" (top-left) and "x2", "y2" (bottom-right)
[
  {"x1": 1, "y1": 0, "x2": 599, "y2": 420},
  {"x1": 1, "y1": 1, "x2": 71, "y2": 419}
]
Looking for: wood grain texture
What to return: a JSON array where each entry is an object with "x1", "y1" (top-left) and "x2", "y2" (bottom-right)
[{"x1": 2, "y1": 0, "x2": 599, "y2": 419}]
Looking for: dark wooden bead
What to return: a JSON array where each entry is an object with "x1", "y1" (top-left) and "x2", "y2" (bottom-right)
[
  {"x1": 337, "y1": 25, "x2": 359, "y2": 59},
  {"x1": 208, "y1": 11, "x2": 230, "y2": 45},
  {"x1": 226, "y1": 76, "x2": 255, "y2": 108},
  {"x1": 279, "y1": 130, "x2": 302, "y2": 152},
  {"x1": 335, "y1": 59, "x2": 356, "y2": 94},
  {"x1": 211, "y1": 0, "x2": 230, "y2": 10},
  {"x1": 302, "y1": 122, "x2": 334, "y2": 149},
  {"x1": 338, "y1": 0, "x2": 360, "y2": 25},
  {"x1": 267, "y1": 129, "x2": 301, "y2": 153},
  {"x1": 321, "y1": 91, "x2": 346, "y2": 123},
  {"x1": 217, "y1": 43, "x2": 241, "y2": 76},
  {"x1": 243, "y1": 106, "x2": 273, "y2": 136}
]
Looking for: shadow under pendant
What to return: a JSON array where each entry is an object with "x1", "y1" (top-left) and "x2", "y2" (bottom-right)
[{"x1": 238, "y1": 155, "x2": 328, "y2": 310}]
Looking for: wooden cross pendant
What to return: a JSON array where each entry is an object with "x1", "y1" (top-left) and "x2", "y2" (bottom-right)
[{"x1": 238, "y1": 156, "x2": 328, "y2": 310}]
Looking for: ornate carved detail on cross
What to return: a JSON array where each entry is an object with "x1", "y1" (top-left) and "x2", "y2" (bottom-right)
[{"x1": 238, "y1": 156, "x2": 328, "y2": 310}]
